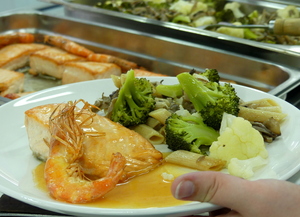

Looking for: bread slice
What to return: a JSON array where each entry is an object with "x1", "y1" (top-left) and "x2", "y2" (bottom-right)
[
  {"x1": 29, "y1": 47, "x2": 84, "y2": 79},
  {"x1": 0, "y1": 69, "x2": 24, "y2": 96},
  {"x1": 0, "y1": 43, "x2": 46, "y2": 70},
  {"x1": 62, "y1": 61, "x2": 121, "y2": 84}
]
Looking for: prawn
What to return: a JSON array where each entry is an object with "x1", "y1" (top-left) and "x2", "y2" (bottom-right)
[
  {"x1": 45, "y1": 100, "x2": 126, "y2": 203},
  {"x1": 87, "y1": 53, "x2": 138, "y2": 72},
  {"x1": 44, "y1": 35, "x2": 94, "y2": 58},
  {"x1": 0, "y1": 32, "x2": 35, "y2": 47}
]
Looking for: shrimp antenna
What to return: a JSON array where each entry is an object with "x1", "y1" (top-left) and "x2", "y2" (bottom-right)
[{"x1": 49, "y1": 100, "x2": 105, "y2": 161}]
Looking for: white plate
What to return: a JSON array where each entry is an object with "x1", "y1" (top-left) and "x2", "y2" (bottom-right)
[{"x1": 0, "y1": 77, "x2": 299, "y2": 217}]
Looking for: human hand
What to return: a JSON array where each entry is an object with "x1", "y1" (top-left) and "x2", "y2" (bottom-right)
[{"x1": 171, "y1": 171, "x2": 300, "y2": 217}]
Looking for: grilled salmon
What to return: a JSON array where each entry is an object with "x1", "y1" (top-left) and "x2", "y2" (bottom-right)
[
  {"x1": 0, "y1": 69, "x2": 24, "y2": 96},
  {"x1": 0, "y1": 43, "x2": 46, "y2": 70},
  {"x1": 29, "y1": 47, "x2": 84, "y2": 79},
  {"x1": 62, "y1": 61, "x2": 121, "y2": 84}
]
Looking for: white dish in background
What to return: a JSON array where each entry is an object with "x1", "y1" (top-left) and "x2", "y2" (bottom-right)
[{"x1": 0, "y1": 77, "x2": 299, "y2": 217}]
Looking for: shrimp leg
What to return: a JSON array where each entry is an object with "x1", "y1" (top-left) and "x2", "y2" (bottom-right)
[{"x1": 45, "y1": 101, "x2": 126, "y2": 203}]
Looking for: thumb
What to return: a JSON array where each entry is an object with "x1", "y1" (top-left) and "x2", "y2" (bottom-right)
[{"x1": 171, "y1": 171, "x2": 251, "y2": 210}]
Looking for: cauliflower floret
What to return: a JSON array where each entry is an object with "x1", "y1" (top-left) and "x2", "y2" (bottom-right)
[
  {"x1": 193, "y1": 16, "x2": 216, "y2": 27},
  {"x1": 216, "y1": 22, "x2": 244, "y2": 38},
  {"x1": 224, "y1": 2, "x2": 245, "y2": 19},
  {"x1": 277, "y1": 5, "x2": 299, "y2": 19},
  {"x1": 170, "y1": 1, "x2": 208, "y2": 16},
  {"x1": 228, "y1": 156, "x2": 268, "y2": 179},
  {"x1": 209, "y1": 113, "x2": 268, "y2": 164},
  {"x1": 170, "y1": 0, "x2": 194, "y2": 15}
]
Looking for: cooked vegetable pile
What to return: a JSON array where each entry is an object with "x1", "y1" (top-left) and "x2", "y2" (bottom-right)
[
  {"x1": 94, "y1": 69, "x2": 287, "y2": 179},
  {"x1": 94, "y1": 0, "x2": 300, "y2": 45}
]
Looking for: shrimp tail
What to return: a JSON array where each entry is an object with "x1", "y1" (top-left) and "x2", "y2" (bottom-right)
[
  {"x1": 45, "y1": 152, "x2": 126, "y2": 203},
  {"x1": 91, "y1": 152, "x2": 126, "y2": 199}
]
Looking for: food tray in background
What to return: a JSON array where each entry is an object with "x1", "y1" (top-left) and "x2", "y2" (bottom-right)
[
  {"x1": 43, "y1": 0, "x2": 300, "y2": 51},
  {"x1": 0, "y1": 11, "x2": 299, "y2": 98}
]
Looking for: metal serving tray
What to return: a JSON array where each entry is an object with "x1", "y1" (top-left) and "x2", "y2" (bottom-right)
[
  {"x1": 0, "y1": 11, "x2": 299, "y2": 98},
  {"x1": 43, "y1": 0, "x2": 300, "y2": 51}
]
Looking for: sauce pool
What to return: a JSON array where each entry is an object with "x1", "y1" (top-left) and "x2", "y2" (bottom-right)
[{"x1": 33, "y1": 162, "x2": 193, "y2": 208}]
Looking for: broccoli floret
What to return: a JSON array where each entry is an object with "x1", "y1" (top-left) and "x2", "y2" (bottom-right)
[
  {"x1": 177, "y1": 72, "x2": 240, "y2": 130},
  {"x1": 238, "y1": 10, "x2": 258, "y2": 25},
  {"x1": 215, "y1": 9, "x2": 235, "y2": 23},
  {"x1": 110, "y1": 69, "x2": 155, "y2": 127},
  {"x1": 155, "y1": 83, "x2": 183, "y2": 98},
  {"x1": 155, "y1": 68, "x2": 218, "y2": 93},
  {"x1": 165, "y1": 113, "x2": 219, "y2": 154},
  {"x1": 200, "y1": 68, "x2": 220, "y2": 83}
]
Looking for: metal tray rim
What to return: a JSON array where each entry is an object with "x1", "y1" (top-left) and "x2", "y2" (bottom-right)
[
  {"x1": 48, "y1": 0, "x2": 300, "y2": 56},
  {"x1": 1, "y1": 10, "x2": 299, "y2": 98}
]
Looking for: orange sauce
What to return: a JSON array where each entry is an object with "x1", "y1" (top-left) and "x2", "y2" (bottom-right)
[{"x1": 33, "y1": 162, "x2": 192, "y2": 208}]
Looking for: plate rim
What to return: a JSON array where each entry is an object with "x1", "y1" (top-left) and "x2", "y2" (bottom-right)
[{"x1": 0, "y1": 77, "x2": 299, "y2": 216}]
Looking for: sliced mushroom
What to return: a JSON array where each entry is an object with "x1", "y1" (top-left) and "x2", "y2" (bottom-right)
[{"x1": 251, "y1": 120, "x2": 280, "y2": 143}]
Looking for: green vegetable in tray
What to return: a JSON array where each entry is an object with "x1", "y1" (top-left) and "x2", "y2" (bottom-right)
[
  {"x1": 94, "y1": 0, "x2": 226, "y2": 24},
  {"x1": 94, "y1": 0, "x2": 300, "y2": 45}
]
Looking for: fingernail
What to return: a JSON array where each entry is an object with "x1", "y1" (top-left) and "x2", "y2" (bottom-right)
[{"x1": 175, "y1": 180, "x2": 195, "y2": 199}]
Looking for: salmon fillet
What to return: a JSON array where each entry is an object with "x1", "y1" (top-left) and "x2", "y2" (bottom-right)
[
  {"x1": 0, "y1": 43, "x2": 46, "y2": 70},
  {"x1": 25, "y1": 103, "x2": 62, "y2": 161},
  {"x1": 29, "y1": 47, "x2": 84, "y2": 79},
  {"x1": 0, "y1": 69, "x2": 24, "y2": 96},
  {"x1": 25, "y1": 103, "x2": 163, "y2": 182},
  {"x1": 62, "y1": 61, "x2": 121, "y2": 84}
]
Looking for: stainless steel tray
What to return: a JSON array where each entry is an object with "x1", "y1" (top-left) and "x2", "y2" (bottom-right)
[
  {"x1": 43, "y1": 0, "x2": 300, "y2": 48},
  {"x1": 0, "y1": 11, "x2": 299, "y2": 98}
]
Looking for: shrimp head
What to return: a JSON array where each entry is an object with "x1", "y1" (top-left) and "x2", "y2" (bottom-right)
[{"x1": 45, "y1": 101, "x2": 126, "y2": 203}]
